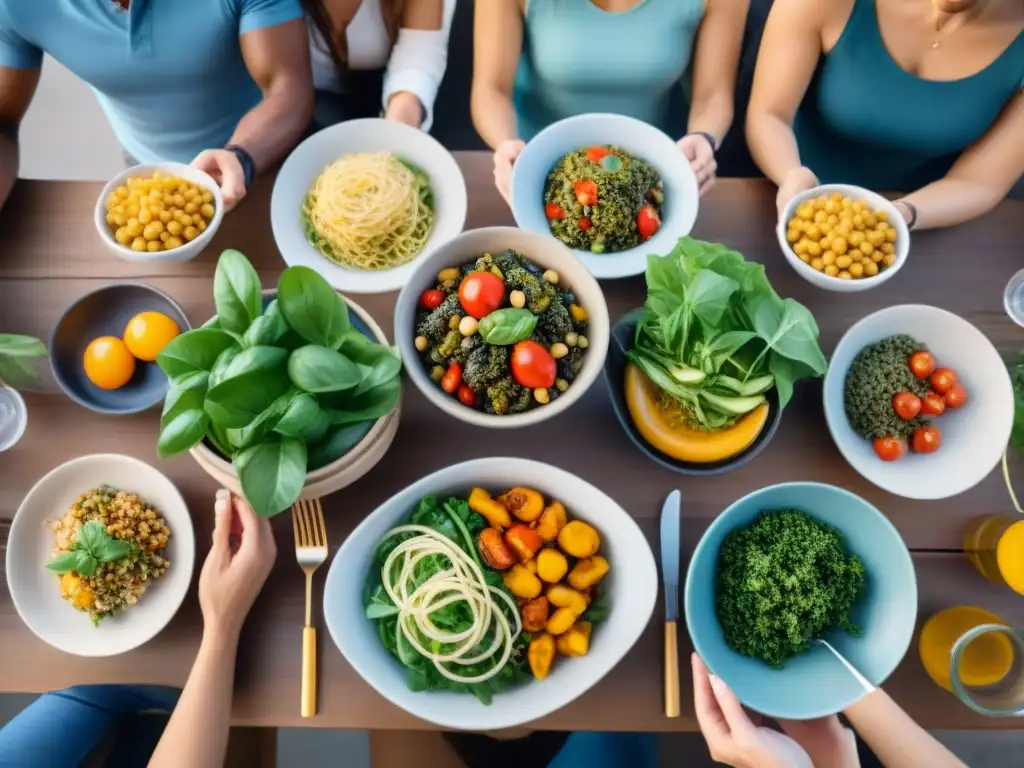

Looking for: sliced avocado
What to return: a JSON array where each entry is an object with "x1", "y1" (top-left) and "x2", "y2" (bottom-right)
[
  {"x1": 699, "y1": 390, "x2": 766, "y2": 416},
  {"x1": 716, "y1": 374, "x2": 774, "y2": 397},
  {"x1": 669, "y1": 364, "x2": 706, "y2": 385}
]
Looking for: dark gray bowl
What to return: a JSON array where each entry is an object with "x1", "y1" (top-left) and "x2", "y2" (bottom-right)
[
  {"x1": 51, "y1": 284, "x2": 190, "y2": 415},
  {"x1": 603, "y1": 310, "x2": 782, "y2": 475}
]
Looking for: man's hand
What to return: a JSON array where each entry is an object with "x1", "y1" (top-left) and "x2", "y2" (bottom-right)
[
  {"x1": 192, "y1": 150, "x2": 247, "y2": 211},
  {"x1": 386, "y1": 91, "x2": 424, "y2": 128},
  {"x1": 493, "y1": 139, "x2": 526, "y2": 207}
]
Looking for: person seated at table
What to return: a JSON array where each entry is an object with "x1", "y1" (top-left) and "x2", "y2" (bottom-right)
[
  {"x1": 303, "y1": 0, "x2": 452, "y2": 131},
  {"x1": 746, "y1": 0, "x2": 1024, "y2": 230},
  {"x1": 471, "y1": 0, "x2": 751, "y2": 204},
  {"x1": 0, "y1": 0, "x2": 315, "y2": 213}
]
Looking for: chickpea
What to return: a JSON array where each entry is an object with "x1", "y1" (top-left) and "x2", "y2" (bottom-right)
[
  {"x1": 827, "y1": 213, "x2": 839, "y2": 227},
  {"x1": 797, "y1": 205, "x2": 814, "y2": 221},
  {"x1": 414, "y1": 335, "x2": 429, "y2": 352},
  {"x1": 184, "y1": 202, "x2": 198, "y2": 216},
  {"x1": 183, "y1": 226, "x2": 199, "y2": 242},
  {"x1": 550, "y1": 342, "x2": 569, "y2": 359},
  {"x1": 147, "y1": 240, "x2": 163, "y2": 253},
  {"x1": 866, "y1": 230, "x2": 885, "y2": 246},
  {"x1": 459, "y1": 316, "x2": 478, "y2": 336},
  {"x1": 835, "y1": 254, "x2": 853, "y2": 269},
  {"x1": 143, "y1": 221, "x2": 165, "y2": 240},
  {"x1": 806, "y1": 241, "x2": 822, "y2": 258},
  {"x1": 849, "y1": 261, "x2": 864, "y2": 278},
  {"x1": 825, "y1": 200, "x2": 839, "y2": 214},
  {"x1": 813, "y1": 210, "x2": 827, "y2": 224},
  {"x1": 159, "y1": 231, "x2": 171, "y2": 243},
  {"x1": 138, "y1": 208, "x2": 153, "y2": 225},
  {"x1": 820, "y1": 222, "x2": 833, "y2": 236},
  {"x1": 166, "y1": 220, "x2": 183, "y2": 236},
  {"x1": 852, "y1": 214, "x2": 864, "y2": 229},
  {"x1": 534, "y1": 388, "x2": 550, "y2": 405},
  {"x1": 166, "y1": 236, "x2": 184, "y2": 249},
  {"x1": 859, "y1": 241, "x2": 875, "y2": 257},
  {"x1": 196, "y1": 219, "x2": 207, "y2": 232},
  {"x1": 793, "y1": 240, "x2": 809, "y2": 256},
  {"x1": 787, "y1": 228, "x2": 801, "y2": 244},
  {"x1": 200, "y1": 203, "x2": 215, "y2": 219},
  {"x1": 838, "y1": 270, "x2": 853, "y2": 280},
  {"x1": 810, "y1": 257, "x2": 824, "y2": 271},
  {"x1": 125, "y1": 204, "x2": 140, "y2": 219},
  {"x1": 159, "y1": 210, "x2": 172, "y2": 224},
  {"x1": 849, "y1": 231, "x2": 866, "y2": 247},
  {"x1": 884, "y1": 252, "x2": 897, "y2": 266},
  {"x1": 509, "y1": 289, "x2": 526, "y2": 309},
  {"x1": 885, "y1": 227, "x2": 898, "y2": 243},
  {"x1": 114, "y1": 227, "x2": 132, "y2": 245},
  {"x1": 864, "y1": 213, "x2": 878, "y2": 228},
  {"x1": 805, "y1": 224, "x2": 821, "y2": 241},
  {"x1": 798, "y1": 251, "x2": 811, "y2": 264},
  {"x1": 832, "y1": 237, "x2": 848, "y2": 255},
  {"x1": 819, "y1": 236, "x2": 832, "y2": 250},
  {"x1": 131, "y1": 237, "x2": 147, "y2": 252},
  {"x1": 864, "y1": 260, "x2": 879, "y2": 277},
  {"x1": 822, "y1": 251, "x2": 836, "y2": 266},
  {"x1": 125, "y1": 218, "x2": 143, "y2": 238},
  {"x1": 542, "y1": 269, "x2": 559, "y2": 285},
  {"x1": 824, "y1": 263, "x2": 839, "y2": 277},
  {"x1": 880, "y1": 242, "x2": 894, "y2": 255}
]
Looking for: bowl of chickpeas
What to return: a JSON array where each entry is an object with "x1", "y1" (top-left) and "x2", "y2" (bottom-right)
[
  {"x1": 777, "y1": 184, "x2": 909, "y2": 293},
  {"x1": 94, "y1": 163, "x2": 224, "y2": 263}
]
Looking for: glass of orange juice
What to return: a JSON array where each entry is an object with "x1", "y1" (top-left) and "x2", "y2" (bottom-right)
[{"x1": 964, "y1": 516, "x2": 1024, "y2": 595}]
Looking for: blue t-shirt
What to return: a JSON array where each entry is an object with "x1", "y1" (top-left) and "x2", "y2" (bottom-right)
[{"x1": 0, "y1": 0, "x2": 303, "y2": 163}]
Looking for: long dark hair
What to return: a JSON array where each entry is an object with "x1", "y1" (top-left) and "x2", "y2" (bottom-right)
[{"x1": 301, "y1": 0, "x2": 406, "y2": 70}]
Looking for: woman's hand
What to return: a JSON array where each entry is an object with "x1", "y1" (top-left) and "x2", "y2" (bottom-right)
[
  {"x1": 777, "y1": 717, "x2": 861, "y2": 768},
  {"x1": 386, "y1": 91, "x2": 425, "y2": 128},
  {"x1": 191, "y1": 150, "x2": 247, "y2": 211},
  {"x1": 692, "y1": 653, "x2": 814, "y2": 768},
  {"x1": 199, "y1": 490, "x2": 277, "y2": 644},
  {"x1": 492, "y1": 139, "x2": 526, "y2": 206},
  {"x1": 678, "y1": 133, "x2": 718, "y2": 197},
  {"x1": 776, "y1": 166, "x2": 819, "y2": 215}
]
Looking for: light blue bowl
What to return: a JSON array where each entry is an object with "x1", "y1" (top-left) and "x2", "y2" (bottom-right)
[{"x1": 684, "y1": 482, "x2": 917, "y2": 719}]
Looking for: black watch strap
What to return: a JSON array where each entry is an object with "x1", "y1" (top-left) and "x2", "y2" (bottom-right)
[
  {"x1": 225, "y1": 144, "x2": 256, "y2": 189},
  {"x1": 687, "y1": 131, "x2": 718, "y2": 154}
]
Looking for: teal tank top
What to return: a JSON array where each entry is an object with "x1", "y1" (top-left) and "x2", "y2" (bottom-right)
[
  {"x1": 794, "y1": 0, "x2": 1024, "y2": 191},
  {"x1": 513, "y1": 0, "x2": 705, "y2": 140}
]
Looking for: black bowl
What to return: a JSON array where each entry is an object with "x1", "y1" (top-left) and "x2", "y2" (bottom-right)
[
  {"x1": 603, "y1": 310, "x2": 782, "y2": 475},
  {"x1": 51, "y1": 283, "x2": 190, "y2": 415}
]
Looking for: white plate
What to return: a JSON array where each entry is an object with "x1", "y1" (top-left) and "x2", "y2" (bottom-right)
[
  {"x1": 6, "y1": 454, "x2": 195, "y2": 656},
  {"x1": 271, "y1": 119, "x2": 468, "y2": 294},
  {"x1": 823, "y1": 305, "x2": 1014, "y2": 499},
  {"x1": 323, "y1": 457, "x2": 658, "y2": 731},
  {"x1": 510, "y1": 113, "x2": 699, "y2": 280}
]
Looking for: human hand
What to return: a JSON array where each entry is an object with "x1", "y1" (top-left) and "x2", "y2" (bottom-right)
[
  {"x1": 678, "y1": 133, "x2": 717, "y2": 197},
  {"x1": 693, "y1": 654, "x2": 814, "y2": 768},
  {"x1": 777, "y1": 717, "x2": 861, "y2": 768},
  {"x1": 192, "y1": 149, "x2": 247, "y2": 212},
  {"x1": 493, "y1": 139, "x2": 526, "y2": 207},
  {"x1": 386, "y1": 91, "x2": 425, "y2": 128},
  {"x1": 776, "y1": 166, "x2": 819, "y2": 216},
  {"x1": 199, "y1": 489, "x2": 277, "y2": 644}
]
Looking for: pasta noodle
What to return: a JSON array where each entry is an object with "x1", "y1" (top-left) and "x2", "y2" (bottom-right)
[{"x1": 302, "y1": 152, "x2": 434, "y2": 270}]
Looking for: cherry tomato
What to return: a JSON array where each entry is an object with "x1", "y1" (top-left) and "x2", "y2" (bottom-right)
[
  {"x1": 545, "y1": 203, "x2": 565, "y2": 220},
  {"x1": 637, "y1": 205, "x2": 661, "y2": 240},
  {"x1": 578, "y1": 218, "x2": 592, "y2": 231},
  {"x1": 912, "y1": 425, "x2": 942, "y2": 454},
  {"x1": 908, "y1": 351, "x2": 936, "y2": 379},
  {"x1": 458, "y1": 272, "x2": 505, "y2": 319},
  {"x1": 457, "y1": 384, "x2": 476, "y2": 407},
  {"x1": 574, "y1": 179, "x2": 598, "y2": 206},
  {"x1": 920, "y1": 391, "x2": 946, "y2": 416},
  {"x1": 440, "y1": 362, "x2": 462, "y2": 394},
  {"x1": 930, "y1": 368, "x2": 957, "y2": 395},
  {"x1": 944, "y1": 383, "x2": 968, "y2": 409},
  {"x1": 873, "y1": 436, "x2": 906, "y2": 462},
  {"x1": 511, "y1": 341, "x2": 556, "y2": 389},
  {"x1": 586, "y1": 146, "x2": 612, "y2": 163},
  {"x1": 418, "y1": 289, "x2": 444, "y2": 310},
  {"x1": 892, "y1": 391, "x2": 922, "y2": 420}
]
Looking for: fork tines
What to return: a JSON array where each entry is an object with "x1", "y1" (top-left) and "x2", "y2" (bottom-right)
[{"x1": 291, "y1": 498, "x2": 327, "y2": 549}]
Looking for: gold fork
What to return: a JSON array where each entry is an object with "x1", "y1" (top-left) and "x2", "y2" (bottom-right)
[{"x1": 292, "y1": 497, "x2": 328, "y2": 718}]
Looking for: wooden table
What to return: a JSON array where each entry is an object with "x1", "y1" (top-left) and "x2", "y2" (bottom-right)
[{"x1": 2, "y1": 153, "x2": 1023, "y2": 731}]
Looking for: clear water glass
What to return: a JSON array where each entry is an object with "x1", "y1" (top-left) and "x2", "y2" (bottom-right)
[{"x1": 950, "y1": 623, "x2": 1024, "y2": 717}]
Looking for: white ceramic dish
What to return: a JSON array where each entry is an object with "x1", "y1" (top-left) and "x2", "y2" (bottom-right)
[
  {"x1": 94, "y1": 162, "x2": 224, "y2": 264},
  {"x1": 824, "y1": 305, "x2": 1014, "y2": 499},
  {"x1": 6, "y1": 454, "x2": 195, "y2": 656},
  {"x1": 322, "y1": 457, "x2": 658, "y2": 731},
  {"x1": 510, "y1": 113, "x2": 699, "y2": 280},
  {"x1": 270, "y1": 118, "x2": 468, "y2": 294},
  {"x1": 394, "y1": 227, "x2": 610, "y2": 429},
  {"x1": 777, "y1": 184, "x2": 910, "y2": 293}
]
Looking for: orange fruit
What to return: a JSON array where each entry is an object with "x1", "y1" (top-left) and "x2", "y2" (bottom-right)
[
  {"x1": 83, "y1": 336, "x2": 136, "y2": 390},
  {"x1": 123, "y1": 311, "x2": 181, "y2": 362}
]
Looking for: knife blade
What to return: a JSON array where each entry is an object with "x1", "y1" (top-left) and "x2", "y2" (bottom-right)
[{"x1": 660, "y1": 490, "x2": 681, "y2": 621}]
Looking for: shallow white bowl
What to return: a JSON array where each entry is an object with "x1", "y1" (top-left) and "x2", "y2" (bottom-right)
[
  {"x1": 94, "y1": 162, "x2": 224, "y2": 264},
  {"x1": 824, "y1": 305, "x2": 1014, "y2": 499},
  {"x1": 271, "y1": 118, "x2": 468, "y2": 294},
  {"x1": 510, "y1": 113, "x2": 699, "y2": 280},
  {"x1": 322, "y1": 457, "x2": 658, "y2": 731},
  {"x1": 777, "y1": 184, "x2": 910, "y2": 293},
  {"x1": 394, "y1": 227, "x2": 610, "y2": 428},
  {"x1": 6, "y1": 454, "x2": 195, "y2": 656}
]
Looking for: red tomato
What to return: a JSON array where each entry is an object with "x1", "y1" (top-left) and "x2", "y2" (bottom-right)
[
  {"x1": 586, "y1": 146, "x2": 612, "y2": 163},
  {"x1": 873, "y1": 436, "x2": 906, "y2": 462},
  {"x1": 944, "y1": 384, "x2": 968, "y2": 409},
  {"x1": 908, "y1": 351, "x2": 936, "y2": 379},
  {"x1": 574, "y1": 179, "x2": 598, "y2": 206},
  {"x1": 912, "y1": 425, "x2": 942, "y2": 454},
  {"x1": 930, "y1": 368, "x2": 957, "y2": 395},
  {"x1": 578, "y1": 218, "x2": 592, "y2": 231},
  {"x1": 892, "y1": 391, "x2": 922, "y2": 420},
  {"x1": 418, "y1": 289, "x2": 444, "y2": 310},
  {"x1": 920, "y1": 391, "x2": 946, "y2": 416},
  {"x1": 458, "y1": 272, "x2": 505, "y2": 319},
  {"x1": 545, "y1": 203, "x2": 565, "y2": 220},
  {"x1": 440, "y1": 362, "x2": 462, "y2": 394},
  {"x1": 510, "y1": 341, "x2": 557, "y2": 389},
  {"x1": 457, "y1": 384, "x2": 476, "y2": 407},
  {"x1": 637, "y1": 205, "x2": 661, "y2": 240}
]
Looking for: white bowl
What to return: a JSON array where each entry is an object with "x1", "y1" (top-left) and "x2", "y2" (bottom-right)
[
  {"x1": 322, "y1": 457, "x2": 658, "y2": 730},
  {"x1": 94, "y1": 162, "x2": 225, "y2": 264},
  {"x1": 777, "y1": 184, "x2": 910, "y2": 293},
  {"x1": 271, "y1": 118, "x2": 468, "y2": 294},
  {"x1": 510, "y1": 113, "x2": 699, "y2": 280},
  {"x1": 823, "y1": 305, "x2": 1014, "y2": 499},
  {"x1": 394, "y1": 227, "x2": 610, "y2": 428},
  {"x1": 6, "y1": 454, "x2": 196, "y2": 656}
]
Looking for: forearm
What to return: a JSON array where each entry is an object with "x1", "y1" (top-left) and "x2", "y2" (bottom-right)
[
  {"x1": 471, "y1": 85, "x2": 519, "y2": 150},
  {"x1": 227, "y1": 85, "x2": 312, "y2": 174},
  {"x1": 384, "y1": 29, "x2": 448, "y2": 129},
  {"x1": 845, "y1": 689, "x2": 968, "y2": 768},
  {"x1": 148, "y1": 632, "x2": 238, "y2": 768},
  {"x1": 899, "y1": 177, "x2": 1007, "y2": 231},
  {"x1": 0, "y1": 127, "x2": 18, "y2": 211},
  {"x1": 746, "y1": 110, "x2": 804, "y2": 185},
  {"x1": 687, "y1": 90, "x2": 734, "y2": 148}
]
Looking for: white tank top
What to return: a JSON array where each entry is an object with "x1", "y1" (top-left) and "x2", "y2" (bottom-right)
[{"x1": 308, "y1": 0, "x2": 393, "y2": 92}]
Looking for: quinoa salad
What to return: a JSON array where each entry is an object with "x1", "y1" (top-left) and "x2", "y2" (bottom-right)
[{"x1": 47, "y1": 487, "x2": 171, "y2": 626}]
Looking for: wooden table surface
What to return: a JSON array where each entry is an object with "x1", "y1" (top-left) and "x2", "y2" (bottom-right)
[{"x1": 2, "y1": 153, "x2": 1024, "y2": 731}]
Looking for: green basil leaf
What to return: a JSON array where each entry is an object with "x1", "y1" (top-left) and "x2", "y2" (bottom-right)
[
  {"x1": 158, "y1": 409, "x2": 210, "y2": 458},
  {"x1": 353, "y1": 349, "x2": 402, "y2": 397},
  {"x1": 307, "y1": 421, "x2": 373, "y2": 470},
  {"x1": 208, "y1": 346, "x2": 240, "y2": 389},
  {"x1": 299, "y1": 407, "x2": 331, "y2": 444},
  {"x1": 204, "y1": 347, "x2": 291, "y2": 428},
  {"x1": 161, "y1": 372, "x2": 208, "y2": 423},
  {"x1": 213, "y1": 249, "x2": 262, "y2": 334},
  {"x1": 75, "y1": 554, "x2": 99, "y2": 578},
  {"x1": 77, "y1": 520, "x2": 109, "y2": 557},
  {"x1": 207, "y1": 419, "x2": 235, "y2": 458},
  {"x1": 45, "y1": 551, "x2": 86, "y2": 573},
  {"x1": 225, "y1": 389, "x2": 297, "y2": 450},
  {"x1": 287, "y1": 345, "x2": 362, "y2": 393},
  {"x1": 478, "y1": 308, "x2": 537, "y2": 346},
  {"x1": 156, "y1": 328, "x2": 237, "y2": 383},
  {"x1": 274, "y1": 394, "x2": 320, "y2": 438},
  {"x1": 0, "y1": 355, "x2": 42, "y2": 389},
  {"x1": 96, "y1": 537, "x2": 134, "y2": 563},
  {"x1": 0, "y1": 333, "x2": 47, "y2": 358},
  {"x1": 235, "y1": 438, "x2": 307, "y2": 518},
  {"x1": 323, "y1": 376, "x2": 400, "y2": 425},
  {"x1": 277, "y1": 266, "x2": 350, "y2": 348},
  {"x1": 242, "y1": 300, "x2": 288, "y2": 348}
]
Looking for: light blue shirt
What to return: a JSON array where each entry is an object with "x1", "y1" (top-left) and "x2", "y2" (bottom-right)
[{"x1": 0, "y1": 0, "x2": 303, "y2": 163}]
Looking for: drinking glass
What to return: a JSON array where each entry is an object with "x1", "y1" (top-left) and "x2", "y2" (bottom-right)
[{"x1": 950, "y1": 624, "x2": 1024, "y2": 717}]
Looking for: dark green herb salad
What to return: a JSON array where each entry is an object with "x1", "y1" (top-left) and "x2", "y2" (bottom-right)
[
  {"x1": 413, "y1": 250, "x2": 589, "y2": 415},
  {"x1": 543, "y1": 146, "x2": 663, "y2": 254}
]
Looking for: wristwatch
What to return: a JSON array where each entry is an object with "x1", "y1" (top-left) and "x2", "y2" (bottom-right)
[
  {"x1": 687, "y1": 131, "x2": 718, "y2": 154},
  {"x1": 224, "y1": 144, "x2": 256, "y2": 190}
]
